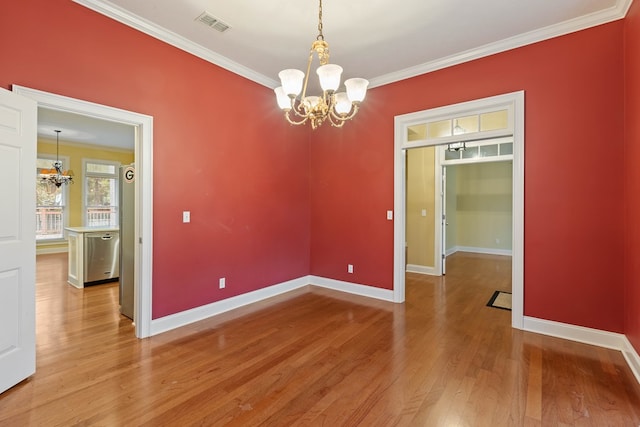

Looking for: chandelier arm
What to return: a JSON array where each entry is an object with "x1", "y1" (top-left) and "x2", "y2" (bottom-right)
[
  {"x1": 289, "y1": 98, "x2": 310, "y2": 119},
  {"x1": 284, "y1": 110, "x2": 309, "y2": 126},
  {"x1": 329, "y1": 103, "x2": 361, "y2": 123},
  {"x1": 327, "y1": 113, "x2": 346, "y2": 128}
]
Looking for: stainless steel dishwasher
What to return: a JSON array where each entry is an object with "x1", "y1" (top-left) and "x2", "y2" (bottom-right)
[{"x1": 84, "y1": 231, "x2": 120, "y2": 284}]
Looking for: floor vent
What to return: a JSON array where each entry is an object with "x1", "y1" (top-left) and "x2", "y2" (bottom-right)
[{"x1": 196, "y1": 11, "x2": 231, "y2": 33}]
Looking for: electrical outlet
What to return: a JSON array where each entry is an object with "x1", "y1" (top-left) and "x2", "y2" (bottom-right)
[
  {"x1": 348, "y1": 264, "x2": 354, "y2": 274},
  {"x1": 219, "y1": 277, "x2": 225, "y2": 289}
]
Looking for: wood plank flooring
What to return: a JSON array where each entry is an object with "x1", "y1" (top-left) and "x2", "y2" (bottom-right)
[{"x1": 1, "y1": 252, "x2": 639, "y2": 426}]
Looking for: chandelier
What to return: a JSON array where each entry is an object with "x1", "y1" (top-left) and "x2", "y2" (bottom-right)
[
  {"x1": 39, "y1": 130, "x2": 73, "y2": 187},
  {"x1": 274, "y1": 0, "x2": 369, "y2": 130}
]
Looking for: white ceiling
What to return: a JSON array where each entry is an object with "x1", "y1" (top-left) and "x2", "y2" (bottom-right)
[
  {"x1": 38, "y1": 107, "x2": 135, "y2": 150},
  {"x1": 73, "y1": 0, "x2": 630, "y2": 88},
  {"x1": 49, "y1": 0, "x2": 631, "y2": 148}
]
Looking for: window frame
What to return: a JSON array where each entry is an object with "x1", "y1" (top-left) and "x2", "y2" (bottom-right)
[
  {"x1": 36, "y1": 153, "x2": 70, "y2": 242},
  {"x1": 83, "y1": 158, "x2": 121, "y2": 228}
]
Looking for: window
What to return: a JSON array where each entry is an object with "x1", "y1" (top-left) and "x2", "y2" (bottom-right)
[
  {"x1": 441, "y1": 137, "x2": 514, "y2": 164},
  {"x1": 406, "y1": 108, "x2": 511, "y2": 143},
  {"x1": 84, "y1": 160, "x2": 119, "y2": 227},
  {"x1": 36, "y1": 156, "x2": 68, "y2": 240}
]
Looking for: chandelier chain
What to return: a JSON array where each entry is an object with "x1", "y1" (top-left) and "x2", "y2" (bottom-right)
[
  {"x1": 317, "y1": 0, "x2": 324, "y2": 40},
  {"x1": 55, "y1": 129, "x2": 60, "y2": 161}
]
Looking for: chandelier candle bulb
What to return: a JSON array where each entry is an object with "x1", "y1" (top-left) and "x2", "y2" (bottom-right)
[
  {"x1": 345, "y1": 78, "x2": 369, "y2": 103},
  {"x1": 303, "y1": 96, "x2": 321, "y2": 110},
  {"x1": 274, "y1": 87, "x2": 291, "y2": 110},
  {"x1": 317, "y1": 64, "x2": 343, "y2": 92},
  {"x1": 334, "y1": 92, "x2": 351, "y2": 115},
  {"x1": 278, "y1": 69, "x2": 305, "y2": 97}
]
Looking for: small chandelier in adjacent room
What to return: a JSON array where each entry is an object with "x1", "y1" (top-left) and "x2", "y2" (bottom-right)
[
  {"x1": 447, "y1": 141, "x2": 467, "y2": 152},
  {"x1": 40, "y1": 130, "x2": 74, "y2": 187},
  {"x1": 274, "y1": 0, "x2": 369, "y2": 130},
  {"x1": 448, "y1": 120, "x2": 466, "y2": 151}
]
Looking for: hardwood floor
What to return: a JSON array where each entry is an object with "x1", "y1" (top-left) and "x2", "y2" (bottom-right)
[{"x1": 1, "y1": 252, "x2": 639, "y2": 426}]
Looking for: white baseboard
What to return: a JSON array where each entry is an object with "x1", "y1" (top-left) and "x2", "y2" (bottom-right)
[
  {"x1": 622, "y1": 336, "x2": 640, "y2": 385},
  {"x1": 309, "y1": 276, "x2": 394, "y2": 302},
  {"x1": 523, "y1": 316, "x2": 626, "y2": 350},
  {"x1": 151, "y1": 275, "x2": 394, "y2": 336},
  {"x1": 150, "y1": 276, "x2": 310, "y2": 336},
  {"x1": 36, "y1": 246, "x2": 68, "y2": 255},
  {"x1": 406, "y1": 264, "x2": 438, "y2": 276},
  {"x1": 149, "y1": 277, "x2": 640, "y2": 387},
  {"x1": 451, "y1": 246, "x2": 512, "y2": 256},
  {"x1": 524, "y1": 316, "x2": 640, "y2": 385}
]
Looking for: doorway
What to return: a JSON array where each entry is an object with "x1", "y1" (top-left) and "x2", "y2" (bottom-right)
[
  {"x1": 405, "y1": 147, "x2": 513, "y2": 275},
  {"x1": 393, "y1": 91, "x2": 524, "y2": 329},
  {"x1": 12, "y1": 85, "x2": 154, "y2": 338}
]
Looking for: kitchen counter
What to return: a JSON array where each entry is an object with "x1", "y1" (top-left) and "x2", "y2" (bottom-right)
[
  {"x1": 65, "y1": 227, "x2": 120, "y2": 288},
  {"x1": 65, "y1": 226, "x2": 119, "y2": 233}
]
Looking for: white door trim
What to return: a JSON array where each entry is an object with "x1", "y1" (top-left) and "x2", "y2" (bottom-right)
[
  {"x1": 440, "y1": 165, "x2": 446, "y2": 275},
  {"x1": 13, "y1": 85, "x2": 154, "y2": 338},
  {"x1": 394, "y1": 91, "x2": 525, "y2": 329}
]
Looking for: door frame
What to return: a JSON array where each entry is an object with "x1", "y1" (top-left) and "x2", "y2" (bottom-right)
[
  {"x1": 13, "y1": 85, "x2": 154, "y2": 338},
  {"x1": 441, "y1": 165, "x2": 447, "y2": 275},
  {"x1": 393, "y1": 91, "x2": 524, "y2": 329}
]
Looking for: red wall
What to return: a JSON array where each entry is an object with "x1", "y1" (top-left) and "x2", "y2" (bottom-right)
[
  {"x1": 310, "y1": 23, "x2": 626, "y2": 332},
  {"x1": 0, "y1": 0, "x2": 310, "y2": 318},
  {"x1": 1, "y1": 0, "x2": 632, "y2": 334},
  {"x1": 625, "y1": 0, "x2": 640, "y2": 351}
]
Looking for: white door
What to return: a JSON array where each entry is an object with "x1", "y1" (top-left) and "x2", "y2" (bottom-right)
[
  {"x1": 0, "y1": 87, "x2": 37, "y2": 394},
  {"x1": 441, "y1": 165, "x2": 447, "y2": 275}
]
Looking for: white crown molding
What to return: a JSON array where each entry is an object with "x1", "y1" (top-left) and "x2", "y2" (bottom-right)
[
  {"x1": 368, "y1": 0, "x2": 633, "y2": 89},
  {"x1": 74, "y1": 0, "x2": 631, "y2": 91},
  {"x1": 71, "y1": 0, "x2": 279, "y2": 89}
]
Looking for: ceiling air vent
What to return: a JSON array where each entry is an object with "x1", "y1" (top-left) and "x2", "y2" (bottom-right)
[{"x1": 196, "y1": 11, "x2": 231, "y2": 33}]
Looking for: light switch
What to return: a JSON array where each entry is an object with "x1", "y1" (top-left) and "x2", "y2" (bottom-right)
[
  {"x1": 183, "y1": 211, "x2": 190, "y2": 223},
  {"x1": 421, "y1": 209, "x2": 427, "y2": 217},
  {"x1": 387, "y1": 210, "x2": 393, "y2": 220}
]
